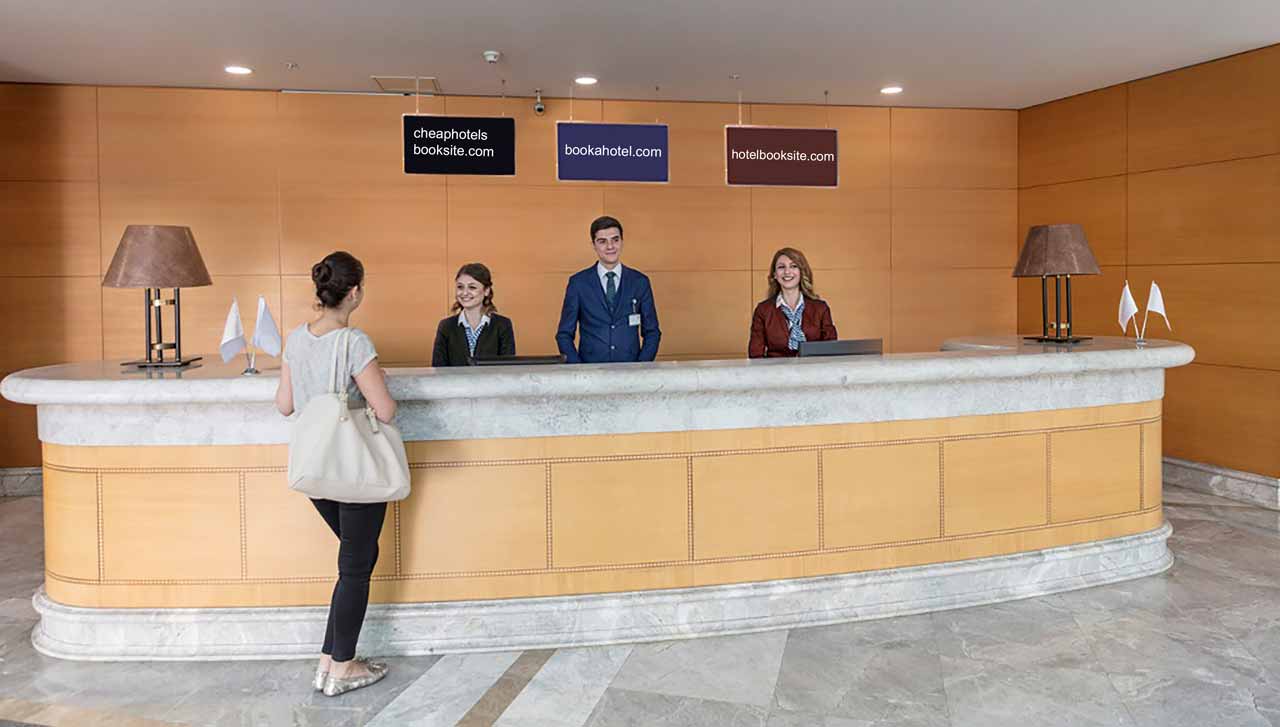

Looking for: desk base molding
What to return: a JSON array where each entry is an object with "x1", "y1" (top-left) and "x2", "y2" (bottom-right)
[{"x1": 31, "y1": 522, "x2": 1173, "y2": 662}]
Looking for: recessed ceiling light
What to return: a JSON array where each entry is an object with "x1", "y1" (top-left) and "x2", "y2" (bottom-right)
[
  {"x1": 880, "y1": 85, "x2": 903, "y2": 95},
  {"x1": 575, "y1": 76, "x2": 598, "y2": 86},
  {"x1": 225, "y1": 66, "x2": 253, "y2": 75}
]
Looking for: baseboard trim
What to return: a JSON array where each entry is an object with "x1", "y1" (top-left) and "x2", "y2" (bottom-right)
[
  {"x1": 0, "y1": 467, "x2": 41, "y2": 498},
  {"x1": 1164, "y1": 457, "x2": 1279, "y2": 511}
]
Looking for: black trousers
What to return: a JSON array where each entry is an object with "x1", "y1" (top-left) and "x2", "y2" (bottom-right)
[{"x1": 311, "y1": 499, "x2": 386, "y2": 662}]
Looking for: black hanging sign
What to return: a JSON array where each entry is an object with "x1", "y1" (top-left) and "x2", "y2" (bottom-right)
[{"x1": 403, "y1": 115, "x2": 516, "y2": 175}]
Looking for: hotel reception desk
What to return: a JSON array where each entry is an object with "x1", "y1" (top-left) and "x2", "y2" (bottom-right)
[{"x1": 1, "y1": 336, "x2": 1194, "y2": 661}]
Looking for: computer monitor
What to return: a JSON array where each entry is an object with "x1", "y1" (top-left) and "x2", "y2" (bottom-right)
[
  {"x1": 471, "y1": 354, "x2": 566, "y2": 366},
  {"x1": 797, "y1": 338, "x2": 883, "y2": 357}
]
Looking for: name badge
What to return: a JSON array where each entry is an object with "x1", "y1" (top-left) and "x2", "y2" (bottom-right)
[{"x1": 628, "y1": 313, "x2": 641, "y2": 327}]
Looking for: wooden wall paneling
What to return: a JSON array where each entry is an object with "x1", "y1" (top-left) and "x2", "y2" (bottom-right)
[
  {"x1": 0, "y1": 276, "x2": 103, "y2": 371},
  {"x1": 823, "y1": 442, "x2": 940, "y2": 548},
  {"x1": 480, "y1": 271, "x2": 576, "y2": 356},
  {"x1": 692, "y1": 451, "x2": 819, "y2": 559},
  {"x1": 0, "y1": 181, "x2": 101, "y2": 276},
  {"x1": 0, "y1": 399, "x2": 40, "y2": 467},
  {"x1": 443, "y1": 96, "x2": 601, "y2": 187},
  {"x1": 97, "y1": 88, "x2": 277, "y2": 183},
  {"x1": 891, "y1": 188, "x2": 1017, "y2": 270},
  {"x1": 551, "y1": 459, "x2": 689, "y2": 568},
  {"x1": 1018, "y1": 85, "x2": 1127, "y2": 187},
  {"x1": 750, "y1": 188, "x2": 891, "y2": 270},
  {"x1": 0, "y1": 84, "x2": 98, "y2": 181},
  {"x1": 100, "y1": 472, "x2": 242, "y2": 581},
  {"x1": 99, "y1": 180, "x2": 280, "y2": 276},
  {"x1": 280, "y1": 182, "x2": 446, "y2": 276},
  {"x1": 1127, "y1": 155, "x2": 1280, "y2": 265},
  {"x1": 942, "y1": 434, "x2": 1047, "y2": 535},
  {"x1": 1127, "y1": 44, "x2": 1280, "y2": 173},
  {"x1": 601, "y1": 186, "x2": 751, "y2": 272},
  {"x1": 1018, "y1": 175, "x2": 1127, "y2": 266},
  {"x1": 40, "y1": 467, "x2": 100, "y2": 581},
  {"x1": 648, "y1": 271, "x2": 753, "y2": 356},
  {"x1": 280, "y1": 273, "x2": 441, "y2": 365},
  {"x1": 752, "y1": 269, "x2": 893, "y2": 351},
  {"x1": 749, "y1": 104, "x2": 892, "y2": 189},
  {"x1": 399, "y1": 464, "x2": 546, "y2": 574},
  {"x1": 1165, "y1": 363, "x2": 1280, "y2": 478},
  {"x1": 446, "y1": 185, "x2": 604, "y2": 273},
  {"x1": 1016, "y1": 265, "x2": 1126, "y2": 338},
  {"x1": 602, "y1": 100, "x2": 742, "y2": 186},
  {"x1": 891, "y1": 108, "x2": 1018, "y2": 189},
  {"x1": 277, "y1": 92, "x2": 443, "y2": 185},
  {"x1": 1049, "y1": 425, "x2": 1142, "y2": 522},
  {"x1": 892, "y1": 269, "x2": 1015, "y2": 352},
  {"x1": 1127, "y1": 264, "x2": 1280, "y2": 371},
  {"x1": 103, "y1": 275, "x2": 281, "y2": 362}
]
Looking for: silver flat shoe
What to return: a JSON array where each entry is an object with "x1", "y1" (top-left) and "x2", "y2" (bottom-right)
[
  {"x1": 313, "y1": 666, "x2": 329, "y2": 691},
  {"x1": 322, "y1": 659, "x2": 388, "y2": 697}
]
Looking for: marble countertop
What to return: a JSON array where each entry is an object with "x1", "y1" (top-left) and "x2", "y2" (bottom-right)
[{"x1": 1, "y1": 336, "x2": 1194, "y2": 407}]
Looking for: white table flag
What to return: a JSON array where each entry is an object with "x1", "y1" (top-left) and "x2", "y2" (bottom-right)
[
  {"x1": 219, "y1": 298, "x2": 246, "y2": 363},
  {"x1": 1117, "y1": 281, "x2": 1139, "y2": 335},
  {"x1": 251, "y1": 296, "x2": 282, "y2": 357},
  {"x1": 1141, "y1": 281, "x2": 1172, "y2": 338}
]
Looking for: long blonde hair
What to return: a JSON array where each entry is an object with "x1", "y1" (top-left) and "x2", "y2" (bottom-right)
[{"x1": 765, "y1": 247, "x2": 819, "y2": 301}]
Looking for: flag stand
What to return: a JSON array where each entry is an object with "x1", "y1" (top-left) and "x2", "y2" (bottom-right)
[{"x1": 241, "y1": 344, "x2": 260, "y2": 376}]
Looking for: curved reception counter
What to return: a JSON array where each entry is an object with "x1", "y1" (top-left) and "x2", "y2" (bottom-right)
[{"x1": 1, "y1": 336, "x2": 1193, "y2": 660}]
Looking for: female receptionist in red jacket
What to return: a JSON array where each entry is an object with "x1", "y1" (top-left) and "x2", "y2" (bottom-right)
[{"x1": 748, "y1": 247, "x2": 838, "y2": 358}]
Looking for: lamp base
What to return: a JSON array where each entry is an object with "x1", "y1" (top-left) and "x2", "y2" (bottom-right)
[
  {"x1": 1023, "y1": 336, "x2": 1092, "y2": 345},
  {"x1": 120, "y1": 356, "x2": 203, "y2": 368}
]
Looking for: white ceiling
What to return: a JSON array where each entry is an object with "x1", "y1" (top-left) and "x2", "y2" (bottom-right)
[{"x1": 2, "y1": 0, "x2": 1278, "y2": 109}]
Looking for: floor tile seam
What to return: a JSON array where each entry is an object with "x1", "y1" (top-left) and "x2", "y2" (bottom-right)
[{"x1": 1068, "y1": 606, "x2": 1144, "y2": 727}]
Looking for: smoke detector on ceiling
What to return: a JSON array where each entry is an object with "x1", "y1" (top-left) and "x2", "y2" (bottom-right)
[{"x1": 482, "y1": 50, "x2": 502, "y2": 64}]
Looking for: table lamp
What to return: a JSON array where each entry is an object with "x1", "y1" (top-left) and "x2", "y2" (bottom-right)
[
  {"x1": 1012, "y1": 223, "x2": 1100, "y2": 344},
  {"x1": 102, "y1": 225, "x2": 213, "y2": 367}
]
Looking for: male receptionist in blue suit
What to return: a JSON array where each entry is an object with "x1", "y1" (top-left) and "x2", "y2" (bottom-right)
[{"x1": 556, "y1": 215, "x2": 661, "y2": 363}]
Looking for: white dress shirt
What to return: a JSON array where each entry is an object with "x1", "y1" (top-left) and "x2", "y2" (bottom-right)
[{"x1": 596, "y1": 262, "x2": 624, "y2": 296}]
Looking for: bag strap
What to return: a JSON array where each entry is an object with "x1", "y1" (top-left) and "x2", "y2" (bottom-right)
[{"x1": 328, "y1": 328, "x2": 351, "y2": 396}]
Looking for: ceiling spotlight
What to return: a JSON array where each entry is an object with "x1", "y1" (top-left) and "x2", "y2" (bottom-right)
[
  {"x1": 575, "y1": 76, "x2": 598, "y2": 86},
  {"x1": 225, "y1": 65, "x2": 253, "y2": 75},
  {"x1": 880, "y1": 85, "x2": 903, "y2": 95}
]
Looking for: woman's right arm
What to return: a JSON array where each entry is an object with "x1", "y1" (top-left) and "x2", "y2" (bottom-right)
[
  {"x1": 748, "y1": 304, "x2": 767, "y2": 358},
  {"x1": 354, "y1": 361, "x2": 397, "y2": 423}
]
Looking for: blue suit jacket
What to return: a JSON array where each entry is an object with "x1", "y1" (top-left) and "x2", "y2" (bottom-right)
[{"x1": 556, "y1": 265, "x2": 661, "y2": 363}]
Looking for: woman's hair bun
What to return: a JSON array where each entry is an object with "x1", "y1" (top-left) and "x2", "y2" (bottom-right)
[
  {"x1": 311, "y1": 252, "x2": 364, "y2": 309},
  {"x1": 311, "y1": 260, "x2": 333, "y2": 285}
]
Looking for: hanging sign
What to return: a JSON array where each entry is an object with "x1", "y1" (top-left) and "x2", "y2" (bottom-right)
[
  {"x1": 725, "y1": 126, "x2": 838, "y2": 187},
  {"x1": 403, "y1": 115, "x2": 516, "y2": 175},
  {"x1": 557, "y1": 122, "x2": 669, "y2": 183}
]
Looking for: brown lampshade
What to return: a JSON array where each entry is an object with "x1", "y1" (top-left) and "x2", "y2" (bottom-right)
[
  {"x1": 102, "y1": 225, "x2": 213, "y2": 289},
  {"x1": 1012, "y1": 223, "x2": 1101, "y2": 278}
]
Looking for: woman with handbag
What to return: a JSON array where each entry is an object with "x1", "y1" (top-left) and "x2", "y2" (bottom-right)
[{"x1": 274, "y1": 251, "x2": 404, "y2": 697}]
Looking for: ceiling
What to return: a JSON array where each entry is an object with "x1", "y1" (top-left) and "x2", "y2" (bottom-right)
[{"x1": 2, "y1": 0, "x2": 1278, "y2": 109}]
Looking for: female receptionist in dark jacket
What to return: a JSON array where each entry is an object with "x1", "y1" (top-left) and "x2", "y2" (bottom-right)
[
  {"x1": 748, "y1": 247, "x2": 837, "y2": 358},
  {"x1": 432, "y1": 263, "x2": 516, "y2": 366}
]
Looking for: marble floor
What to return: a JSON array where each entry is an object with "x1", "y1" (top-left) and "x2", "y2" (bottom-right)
[{"x1": 1, "y1": 486, "x2": 1278, "y2": 727}]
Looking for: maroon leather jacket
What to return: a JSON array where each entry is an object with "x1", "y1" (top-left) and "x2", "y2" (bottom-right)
[{"x1": 748, "y1": 297, "x2": 838, "y2": 358}]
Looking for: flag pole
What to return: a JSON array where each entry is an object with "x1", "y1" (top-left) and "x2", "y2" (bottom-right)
[{"x1": 242, "y1": 342, "x2": 260, "y2": 376}]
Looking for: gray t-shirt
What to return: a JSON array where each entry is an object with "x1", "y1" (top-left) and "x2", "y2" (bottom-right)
[{"x1": 283, "y1": 324, "x2": 379, "y2": 413}]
